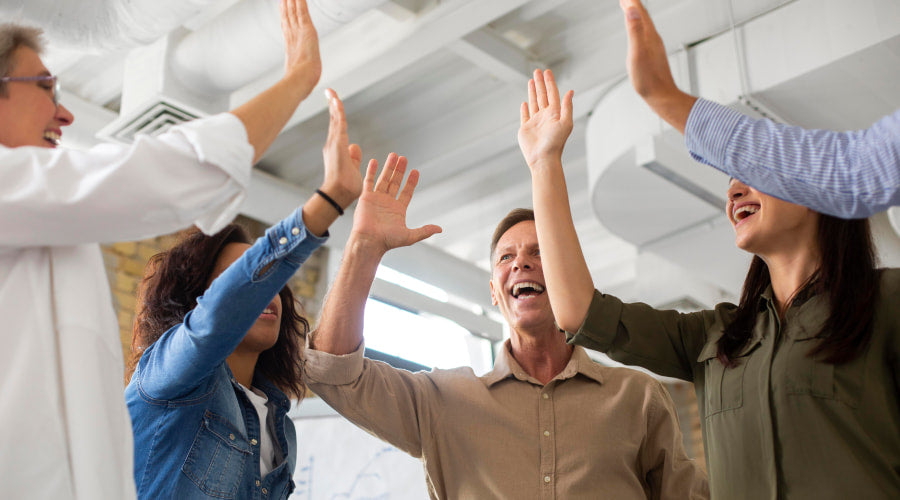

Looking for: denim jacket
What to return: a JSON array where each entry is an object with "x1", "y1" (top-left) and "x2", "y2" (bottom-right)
[{"x1": 125, "y1": 207, "x2": 326, "y2": 500}]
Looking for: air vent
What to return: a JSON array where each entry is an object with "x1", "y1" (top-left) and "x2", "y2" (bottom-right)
[{"x1": 97, "y1": 96, "x2": 205, "y2": 144}]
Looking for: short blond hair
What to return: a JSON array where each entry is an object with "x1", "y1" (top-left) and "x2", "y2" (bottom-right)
[{"x1": 0, "y1": 23, "x2": 44, "y2": 96}]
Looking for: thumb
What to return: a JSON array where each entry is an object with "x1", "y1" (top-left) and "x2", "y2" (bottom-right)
[
  {"x1": 621, "y1": 0, "x2": 646, "y2": 35},
  {"x1": 348, "y1": 143, "x2": 362, "y2": 165},
  {"x1": 408, "y1": 224, "x2": 443, "y2": 245}
]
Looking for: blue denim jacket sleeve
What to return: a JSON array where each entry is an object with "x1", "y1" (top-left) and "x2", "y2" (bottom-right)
[
  {"x1": 685, "y1": 98, "x2": 900, "y2": 219},
  {"x1": 136, "y1": 207, "x2": 327, "y2": 401}
]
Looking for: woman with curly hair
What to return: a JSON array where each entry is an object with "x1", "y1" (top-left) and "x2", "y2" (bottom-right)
[{"x1": 124, "y1": 90, "x2": 363, "y2": 500}]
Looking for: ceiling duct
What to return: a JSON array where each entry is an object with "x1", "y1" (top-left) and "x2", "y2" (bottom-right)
[
  {"x1": 0, "y1": 0, "x2": 221, "y2": 51},
  {"x1": 170, "y1": 0, "x2": 391, "y2": 95},
  {"x1": 584, "y1": 0, "x2": 900, "y2": 293}
]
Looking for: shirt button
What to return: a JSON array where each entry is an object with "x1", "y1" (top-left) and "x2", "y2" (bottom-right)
[
  {"x1": 291, "y1": 227, "x2": 300, "y2": 235},
  {"x1": 543, "y1": 430, "x2": 550, "y2": 437},
  {"x1": 544, "y1": 475, "x2": 551, "y2": 483},
  {"x1": 251, "y1": 438, "x2": 258, "y2": 445},
  {"x1": 255, "y1": 480, "x2": 261, "y2": 487},
  {"x1": 262, "y1": 487, "x2": 268, "y2": 495},
  {"x1": 228, "y1": 433, "x2": 235, "y2": 441},
  {"x1": 278, "y1": 236, "x2": 288, "y2": 245},
  {"x1": 542, "y1": 393, "x2": 549, "y2": 399}
]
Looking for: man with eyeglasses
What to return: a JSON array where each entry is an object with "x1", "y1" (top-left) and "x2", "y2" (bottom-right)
[{"x1": 0, "y1": 1, "x2": 345, "y2": 498}]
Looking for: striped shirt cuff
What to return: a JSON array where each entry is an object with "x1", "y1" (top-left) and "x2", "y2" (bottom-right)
[{"x1": 685, "y1": 98, "x2": 745, "y2": 175}]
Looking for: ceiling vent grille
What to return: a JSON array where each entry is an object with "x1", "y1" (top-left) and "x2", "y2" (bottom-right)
[{"x1": 97, "y1": 96, "x2": 205, "y2": 144}]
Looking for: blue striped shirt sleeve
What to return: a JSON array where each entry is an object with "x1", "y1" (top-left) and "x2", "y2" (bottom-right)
[{"x1": 684, "y1": 98, "x2": 900, "y2": 219}]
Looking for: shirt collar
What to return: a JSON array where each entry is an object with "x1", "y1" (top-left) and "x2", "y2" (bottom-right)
[{"x1": 483, "y1": 339, "x2": 605, "y2": 387}]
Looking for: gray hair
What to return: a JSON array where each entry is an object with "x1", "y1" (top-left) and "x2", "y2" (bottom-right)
[{"x1": 0, "y1": 23, "x2": 44, "y2": 96}]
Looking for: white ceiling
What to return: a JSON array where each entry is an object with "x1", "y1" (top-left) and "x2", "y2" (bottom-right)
[{"x1": 6, "y1": 0, "x2": 900, "y2": 335}]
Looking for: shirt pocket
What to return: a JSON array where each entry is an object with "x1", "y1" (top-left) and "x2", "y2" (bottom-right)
[
  {"x1": 783, "y1": 325, "x2": 866, "y2": 408},
  {"x1": 182, "y1": 410, "x2": 252, "y2": 499},
  {"x1": 698, "y1": 332, "x2": 762, "y2": 417}
]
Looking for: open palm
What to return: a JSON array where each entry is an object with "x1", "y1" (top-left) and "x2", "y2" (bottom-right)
[
  {"x1": 352, "y1": 154, "x2": 442, "y2": 255},
  {"x1": 517, "y1": 69, "x2": 574, "y2": 168}
]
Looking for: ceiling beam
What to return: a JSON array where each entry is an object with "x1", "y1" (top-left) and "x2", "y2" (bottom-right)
[
  {"x1": 449, "y1": 27, "x2": 542, "y2": 85},
  {"x1": 231, "y1": 0, "x2": 540, "y2": 131}
]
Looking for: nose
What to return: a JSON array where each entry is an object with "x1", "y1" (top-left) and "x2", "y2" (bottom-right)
[
  {"x1": 55, "y1": 104, "x2": 74, "y2": 126},
  {"x1": 727, "y1": 179, "x2": 749, "y2": 201},
  {"x1": 512, "y1": 254, "x2": 533, "y2": 271}
]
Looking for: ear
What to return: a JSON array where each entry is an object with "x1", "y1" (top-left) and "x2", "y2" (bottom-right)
[{"x1": 489, "y1": 279, "x2": 498, "y2": 306}]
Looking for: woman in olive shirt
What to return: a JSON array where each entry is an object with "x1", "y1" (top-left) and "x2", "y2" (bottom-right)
[{"x1": 518, "y1": 69, "x2": 900, "y2": 499}]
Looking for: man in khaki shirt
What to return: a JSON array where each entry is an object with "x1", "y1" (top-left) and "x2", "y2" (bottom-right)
[{"x1": 304, "y1": 156, "x2": 708, "y2": 499}]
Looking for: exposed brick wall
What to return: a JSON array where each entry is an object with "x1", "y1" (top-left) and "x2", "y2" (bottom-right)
[{"x1": 102, "y1": 215, "x2": 329, "y2": 380}]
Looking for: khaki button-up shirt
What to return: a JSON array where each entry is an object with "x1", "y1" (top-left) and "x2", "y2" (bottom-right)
[
  {"x1": 568, "y1": 269, "x2": 900, "y2": 499},
  {"x1": 304, "y1": 341, "x2": 708, "y2": 499}
]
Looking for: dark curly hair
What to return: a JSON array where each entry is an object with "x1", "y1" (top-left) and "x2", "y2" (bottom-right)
[{"x1": 127, "y1": 224, "x2": 309, "y2": 399}]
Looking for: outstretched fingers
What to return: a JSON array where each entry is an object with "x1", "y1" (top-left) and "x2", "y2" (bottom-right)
[
  {"x1": 543, "y1": 69, "x2": 561, "y2": 108},
  {"x1": 533, "y1": 69, "x2": 549, "y2": 109},
  {"x1": 561, "y1": 90, "x2": 574, "y2": 123},
  {"x1": 364, "y1": 158, "x2": 378, "y2": 192},
  {"x1": 374, "y1": 153, "x2": 398, "y2": 193},
  {"x1": 387, "y1": 156, "x2": 407, "y2": 197},
  {"x1": 324, "y1": 89, "x2": 347, "y2": 150}
]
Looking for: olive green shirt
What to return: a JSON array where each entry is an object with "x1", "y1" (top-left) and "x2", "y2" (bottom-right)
[{"x1": 568, "y1": 269, "x2": 900, "y2": 499}]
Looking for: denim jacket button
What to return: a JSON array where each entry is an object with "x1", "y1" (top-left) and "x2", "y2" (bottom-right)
[
  {"x1": 278, "y1": 236, "x2": 288, "y2": 245},
  {"x1": 251, "y1": 438, "x2": 258, "y2": 446},
  {"x1": 228, "y1": 433, "x2": 235, "y2": 441},
  {"x1": 262, "y1": 487, "x2": 268, "y2": 495},
  {"x1": 291, "y1": 227, "x2": 300, "y2": 235},
  {"x1": 255, "y1": 479, "x2": 261, "y2": 487}
]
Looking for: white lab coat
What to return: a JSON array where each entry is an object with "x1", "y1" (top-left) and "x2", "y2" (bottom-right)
[{"x1": 0, "y1": 113, "x2": 254, "y2": 499}]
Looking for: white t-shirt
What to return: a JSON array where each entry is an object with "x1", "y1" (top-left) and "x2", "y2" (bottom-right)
[{"x1": 239, "y1": 384, "x2": 277, "y2": 477}]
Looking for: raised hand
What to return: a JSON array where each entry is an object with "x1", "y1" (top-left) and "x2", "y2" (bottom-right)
[
  {"x1": 620, "y1": 0, "x2": 695, "y2": 133},
  {"x1": 280, "y1": 0, "x2": 321, "y2": 92},
  {"x1": 517, "y1": 69, "x2": 574, "y2": 170},
  {"x1": 321, "y1": 89, "x2": 363, "y2": 209},
  {"x1": 351, "y1": 154, "x2": 442, "y2": 255}
]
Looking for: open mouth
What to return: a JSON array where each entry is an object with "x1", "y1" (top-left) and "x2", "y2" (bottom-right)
[
  {"x1": 510, "y1": 281, "x2": 545, "y2": 299},
  {"x1": 733, "y1": 204, "x2": 759, "y2": 223},
  {"x1": 43, "y1": 130, "x2": 60, "y2": 146},
  {"x1": 258, "y1": 304, "x2": 278, "y2": 319}
]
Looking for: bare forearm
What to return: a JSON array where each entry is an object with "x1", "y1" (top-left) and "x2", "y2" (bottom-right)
[
  {"x1": 530, "y1": 157, "x2": 595, "y2": 333},
  {"x1": 312, "y1": 236, "x2": 384, "y2": 355},
  {"x1": 230, "y1": 70, "x2": 316, "y2": 164},
  {"x1": 643, "y1": 90, "x2": 697, "y2": 135}
]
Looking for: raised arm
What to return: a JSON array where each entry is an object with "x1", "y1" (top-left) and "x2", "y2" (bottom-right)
[
  {"x1": 136, "y1": 92, "x2": 363, "y2": 398},
  {"x1": 231, "y1": 0, "x2": 322, "y2": 165},
  {"x1": 518, "y1": 68, "x2": 593, "y2": 333},
  {"x1": 620, "y1": 0, "x2": 696, "y2": 133},
  {"x1": 622, "y1": 0, "x2": 900, "y2": 218},
  {"x1": 311, "y1": 154, "x2": 441, "y2": 355}
]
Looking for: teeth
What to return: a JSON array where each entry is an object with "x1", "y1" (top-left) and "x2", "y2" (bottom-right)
[
  {"x1": 733, "y1": 205, "x2": 759, "y2": 220},
  {"x1": 512, "y1": 281, "x2": 545, "y2": 297},
  {"x1": 262, "y1": 307, "x2": 274, "y2": 314},
  {"x1": 43, "y1": 131, "x2": 60, "y2": 145}
]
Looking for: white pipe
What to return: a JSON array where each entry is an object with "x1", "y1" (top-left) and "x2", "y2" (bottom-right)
[
  {"x1": 170, "y1": 0, "x2": 390, "y2": 95},
  {"x1": 0, "y1": 0, "x2": 221, "y2": 51}
]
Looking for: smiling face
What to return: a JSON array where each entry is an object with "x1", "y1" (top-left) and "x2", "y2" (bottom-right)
[
  {"x1": 210, "y1": 242, "x2": 282, "y2": 354},
  {"x1": 0, "y1": 46, "x2": 73, "y2": 148},
  {"x1": 726, "y1": 179, "x2": 819, "y2": 256},
  {"x1": 489, "y1": 220, "x2": 556, "y2": 334}
]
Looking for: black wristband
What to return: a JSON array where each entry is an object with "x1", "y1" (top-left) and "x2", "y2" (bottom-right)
[{"x1": 315, "y1": 188, "x2": 344, "y2": 216}]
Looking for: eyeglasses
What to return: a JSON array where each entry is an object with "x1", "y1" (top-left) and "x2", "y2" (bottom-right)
[{"x1": 0, "y1": 75, "x2": 60, "y2": 107}]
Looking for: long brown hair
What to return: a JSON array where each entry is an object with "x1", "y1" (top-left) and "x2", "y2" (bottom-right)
[
  {"x1": 128, "y1": 224, "x2": 309, "y2": 399},
  {"x1": 718, "y1": 214, "x2": 879, "y2": 366}
]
